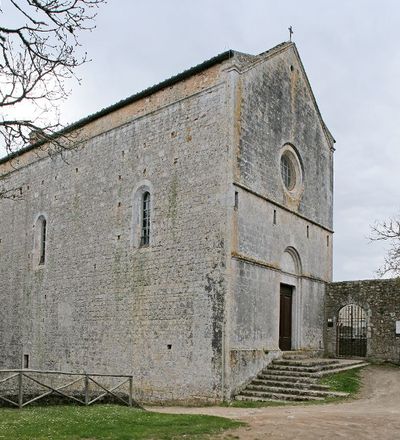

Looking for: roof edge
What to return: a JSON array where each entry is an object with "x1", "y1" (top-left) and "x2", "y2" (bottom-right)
[
  {"x1": 289, "y1": 43, "x2": 336, "y2": 148},
  {"x1": 0, "y1": 49, "x2": 237, "y2": 166},
  {"x1": 234, "y1": 41, "x2": 336, "y2": 149}
]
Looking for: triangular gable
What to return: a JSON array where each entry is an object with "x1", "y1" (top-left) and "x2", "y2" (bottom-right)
[{"x1": 245, "y1": 42, "x2": 336, "y2": 150}]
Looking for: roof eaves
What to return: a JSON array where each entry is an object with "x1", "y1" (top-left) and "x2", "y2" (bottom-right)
[{"x1": 0, "y1": 49, "x2": 236, "y2": 166}]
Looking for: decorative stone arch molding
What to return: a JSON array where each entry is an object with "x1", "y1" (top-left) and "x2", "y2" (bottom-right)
[
  {"x1": 281, "y1": 246, "x2": 302, "y2": 276},
  {"x1": 131, "y1": 180, "x2": 154, "y2": 248},
  {"x1": 279, "y1": 246, "x2": 303, "y2": 350}
]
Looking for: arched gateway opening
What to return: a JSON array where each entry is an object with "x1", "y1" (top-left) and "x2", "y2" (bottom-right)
[{"x1": 337, "y1": 304, "x2": 367, "y2": 357}]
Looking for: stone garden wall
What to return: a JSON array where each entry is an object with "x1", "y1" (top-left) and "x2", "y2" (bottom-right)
[{"x1": 325, "y1": 279, "x2": 400, "y2": 364}]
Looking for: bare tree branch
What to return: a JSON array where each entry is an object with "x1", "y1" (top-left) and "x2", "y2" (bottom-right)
[
  {"x1": 370, "y1": 217, "x2": 400, "y2": 277},
  {"x1": 0, "y1": 174, "x2": 24, "y2": 200},
  {"x1": 0, "y1": 0, "x2": 106, "y2": 157}
]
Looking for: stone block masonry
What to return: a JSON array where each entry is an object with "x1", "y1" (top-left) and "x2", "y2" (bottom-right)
[
  {"x1": 0, "y1": 67, "x2": 232, "y2": 403},
  {"x1": 325, "y1": 279, "x2": 400, "y2": 364},
  {"x1": 0, "y1": 42, "x2": 336, "y2": 403}
]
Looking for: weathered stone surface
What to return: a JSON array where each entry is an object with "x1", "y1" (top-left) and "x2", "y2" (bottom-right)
[
  {"x1": 226, "y1": 44, "x2": 333, "y2": 394},
  {"x1": 0, "y1": 42, "x2": 334, "y2": 403},
  {"x1": 0, "y1": 72, "x2": 231, "y2": 404},
  {"x1": 325, "y1": 279, "x2": 400, "y2": 364}
]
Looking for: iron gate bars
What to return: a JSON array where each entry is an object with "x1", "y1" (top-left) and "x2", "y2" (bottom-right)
[
  {"x1": 337, "y1": 304, "x2": 367, "y2": 357},
  {"x1": 0, "y1": 370, "x2": 135, "y2": 409}
]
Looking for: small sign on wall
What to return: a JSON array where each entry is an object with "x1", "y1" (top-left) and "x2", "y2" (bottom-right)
[{"x1": 396, "y1": 321, "x2": 400, "y2": 336}]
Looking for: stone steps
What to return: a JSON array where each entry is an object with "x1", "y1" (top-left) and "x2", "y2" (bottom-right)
[
  {"x1": 245, "y1": 384, "x2": 347, "y2": 399},
  {"x1": 251, "y1": 378, "x2": 330, "y2": 391},
  {"x1": 317, "y1": 361, "x2": 369, "y2": 377},
  {"x1": 235, "y1": 355, "x2": 367, "y2": 403},
  {"x1": 266, "y1": 361, "x2": 354, "y2": 374},
  {"x1": 273, "y1": 359, "x2": 338, "y2": 367},
  {"x1": 237, "y1": 390, "x2": 325, "y2": 402},
  {"x1": 235, "y1": 395, "x2": 289, "y2": 403},
  {"x1": 260, "y1": 369, "x2": 318, "y2": 378},
  {"x1": 258, "y1": 373, "x2": 318, "y2": 384},
  {"x1": 281, "y1": 350, "x2": 321, "y2": 359},
  {"x1": 280, "y1": 354, "x2": 310, "y2": 360}
]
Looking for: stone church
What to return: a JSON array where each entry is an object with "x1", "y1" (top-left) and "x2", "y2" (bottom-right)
[{"x1": 0, "y1": 41, "x2": 334, "y2": 402}]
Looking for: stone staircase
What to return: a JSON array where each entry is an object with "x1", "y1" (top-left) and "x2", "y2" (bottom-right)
[{"x1": 235, "y1": 351, "x2": 368, "y2": 402}]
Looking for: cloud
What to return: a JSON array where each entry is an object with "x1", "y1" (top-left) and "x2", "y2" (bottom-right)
[{"x1": 3, "y1": 0, "x2": 400, "y2": 281}]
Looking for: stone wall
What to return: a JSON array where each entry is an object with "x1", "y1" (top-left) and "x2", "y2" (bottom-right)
[
  {"x1": 0, "y1": 61, "x2": 234, "y2": 403},
  {"x1": 225, "y1": 44, "x2": 333, "y2": 394},
  {"x1": 0, "y1": 43, "x2": 335, "y2": 403},
  {"x1": 325, "y1": 279, "x2": 400, "y2": 364},
  {"x1": 237, "y1": 45, "x2": 334, "y2": 229}
]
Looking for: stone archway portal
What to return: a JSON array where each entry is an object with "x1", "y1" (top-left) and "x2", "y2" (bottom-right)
[{"x1": 337, "y1": 304, "x2": 367, "y2": 357}]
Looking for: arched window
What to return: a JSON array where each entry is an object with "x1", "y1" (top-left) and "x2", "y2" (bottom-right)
[
  {"x1": 279, "y1": 144, "x2": 304, "y2": 197},
  {"x1": 281, "y1": 154, "x2": 295, "y2": 190},
  {"x1": 132, "y1": 181, "x2": 153, "y2": 248},
  {"x1": 34, "y1": 215, "x2": 47, "y2": 267},
  {"x1": 39, "y1": 217, "x2": 47, "y2": 265},
  {"x1": 140, "y1": 191, "x2": 150, "y2": 246}
]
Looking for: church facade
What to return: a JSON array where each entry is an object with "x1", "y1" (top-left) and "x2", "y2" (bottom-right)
[{"x1": 0, "y1": 42, "x2": 334, "y2": 402}]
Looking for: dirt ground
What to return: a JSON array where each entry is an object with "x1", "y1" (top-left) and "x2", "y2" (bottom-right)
[{"x1": 149, "y1": 365, "x2": 400, "y2": 439}]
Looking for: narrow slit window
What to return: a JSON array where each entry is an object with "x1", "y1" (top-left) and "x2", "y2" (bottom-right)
[
  {"x1": 273, "y1": 210, "x2": 277, "y2": 225},
  {"x1": 23, "y1": 354, "x2": 29, "y2": 369},
  {"x1": 39, "y1": 217, "x2": 47, "y2": 265},
  {"x1": 234, "y1": 191, "x2": 239, "y2": 210},
  {"x1": 307, "y1": 225, "x2": 309, "y2": 238},
  {"x1": 140, "y1": 192, "x2": 150, "y2": 246}
]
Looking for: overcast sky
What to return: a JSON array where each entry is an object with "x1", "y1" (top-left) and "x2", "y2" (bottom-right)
[{"x1": 5, "y1": 1, "x2": 400, "y2": 281}]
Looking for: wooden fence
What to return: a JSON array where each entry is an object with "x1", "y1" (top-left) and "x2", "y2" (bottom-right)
[{"x1": 0, "y1": 369, "x2": 135, "y2": 409}]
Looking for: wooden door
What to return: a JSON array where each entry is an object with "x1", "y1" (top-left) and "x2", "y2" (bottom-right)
[{"x1": 279, "y1": 284, "x2": 293, "y2": 351}]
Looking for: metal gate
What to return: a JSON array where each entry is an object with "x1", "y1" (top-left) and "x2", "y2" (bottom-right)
[{"x1": 337, "y1": 304, "x2": 367, "y2": 357}]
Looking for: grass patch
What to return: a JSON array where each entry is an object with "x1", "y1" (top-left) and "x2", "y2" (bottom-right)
[
  {"x1": 319, "y1": 367, "x2": 362, "y2": 396},
  {"x1": 0, "y1": 404, "x2": 244, "y2": 440}
]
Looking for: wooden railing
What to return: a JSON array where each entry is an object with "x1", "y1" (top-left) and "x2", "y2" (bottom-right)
[{"x1": 0, "y1": 370, "x2": 136, "y2": 408}]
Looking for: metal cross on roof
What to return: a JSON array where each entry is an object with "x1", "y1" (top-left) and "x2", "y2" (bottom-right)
[{"x1": 288, "y1": 26, "x2": 294, "y2": 42}]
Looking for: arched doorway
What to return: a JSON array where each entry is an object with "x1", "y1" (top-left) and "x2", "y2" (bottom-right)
[
  {"x1": 279, "y1": 284, "x2": 293, "y2": 350},
  {"x1": 337, "y1": 304, "x2": 367, "y2": 357},
  {"x1": 279, "y1": 247, "x2": 302, "y2": 351}
]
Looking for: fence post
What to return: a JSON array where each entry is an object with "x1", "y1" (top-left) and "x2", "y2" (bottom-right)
[
  {"x1": 84, "y1": 374, "x2": 89, "y2": 406},
  {"x1": 129, "y1": 376, "x2": 133, "y2": 407},
  {"x1": 18, "y1": 371, "x2": 23, "y2": 409}
]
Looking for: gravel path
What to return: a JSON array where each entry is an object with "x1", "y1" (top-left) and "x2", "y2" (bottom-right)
[{"x1": 149, "y1": 365, "x2": 400, "y2": 439}]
